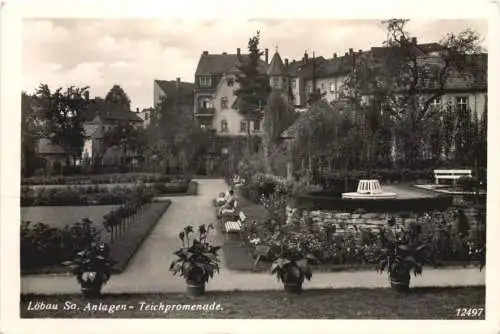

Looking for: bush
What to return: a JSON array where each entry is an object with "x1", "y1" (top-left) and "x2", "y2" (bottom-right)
[
  {"x1": 21, "y1": 219, "x2": 100, "y2": 270},
  {"x1": 21, "y1": 173, "x2": 183, "y2": 186},
  {"x1": 21, "y1": 184, "x2": 157, "y2": 207}
]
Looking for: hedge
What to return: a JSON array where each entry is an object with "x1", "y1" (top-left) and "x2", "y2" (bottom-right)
[{"x1": 21, "y1": 173, "x2": 188, "y2": 186}]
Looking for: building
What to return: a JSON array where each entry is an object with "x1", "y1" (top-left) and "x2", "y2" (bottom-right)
[
  {"x1": 193, "y1": 48, "x2": 270, "y2": 135},
  {"x1": 81, "y1": 99, "x2": 144, "y2": 167},
  {"x1": 153, "y1": 78, "x2": 195, "y2": 110},
  {"x1": 136, "y1": 107, "x2": 154, "y2": 128}
]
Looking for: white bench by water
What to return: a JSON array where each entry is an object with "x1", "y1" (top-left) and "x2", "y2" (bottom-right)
[{"x1": 434, "y1": 169, "x2": 472, "y2": 186}]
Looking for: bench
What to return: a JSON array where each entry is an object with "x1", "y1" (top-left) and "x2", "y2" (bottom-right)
[
  {"x1": 225, "y1": 211, "x2": 246, "y2": 233},
  {"x1": 434, "y1": 169, "x2": 472, "y2": 186}
]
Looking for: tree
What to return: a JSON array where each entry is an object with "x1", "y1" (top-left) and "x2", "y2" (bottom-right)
[
  {"x1": 344, "y1": 19, "x2": 483, "y2": 168},
  {"x1": 262, "y1": 91, "x2": 298, "y2": 173},
  {"x1": 146, "y1": 96, "x2": 209, "y2": 173},
  {"x1": 105, "y1": 85, "x2": 131, "y2": 110},
  {"x1": 34, "y1": 84, "x2": 90, "y2": 167},
  {"x1": 101, "y1": 122, "x2": 148, "y2": 168},
  {"x1": 234, "y1": 31, "x2": 271, "y2": 153},
  {"x1": 21, "y1": 92, "x2": 45, "y2": 177}
]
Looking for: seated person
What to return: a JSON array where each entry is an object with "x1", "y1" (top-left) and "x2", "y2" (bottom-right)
[{"x1": 219, "y1": 190, "x2": 236, "y2": 215}]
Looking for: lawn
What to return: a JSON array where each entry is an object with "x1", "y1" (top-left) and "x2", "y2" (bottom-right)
[
  {"x1": 20, "y1": 286, "x2": 485, "y2": 319},
  {"x1": 21, "y1": 205, "x2": 119, "y2": 229},
  {"x1": 21, "y1": 201, "x2": 171, "y2": 275}
]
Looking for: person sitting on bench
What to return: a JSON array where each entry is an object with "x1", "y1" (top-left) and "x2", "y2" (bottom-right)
[{"x1": 222, "y1": 190, "x2": 235, "y2": 210}]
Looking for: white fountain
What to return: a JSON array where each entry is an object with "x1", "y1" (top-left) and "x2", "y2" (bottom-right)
[{"x1": 342, "y1": 179, "x2": 397, "y2": 199}]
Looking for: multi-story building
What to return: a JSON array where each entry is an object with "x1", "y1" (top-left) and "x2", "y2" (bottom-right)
[{"x1": 193, "y1": 48, "x2": 271, "y2": 136}]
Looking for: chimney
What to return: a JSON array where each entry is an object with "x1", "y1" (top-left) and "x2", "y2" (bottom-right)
[
  {"x1": 202, "y1": 51, "x2": 208, "y2": 55},
  {"x1": 333, "y1": 53, "x2": 337, "y2": 58},
  {"x1": 285, "y1": 58, "x2": 289, "y2": 67},
  {"x1": 265, "y1": 48, "x2": 269, "y2": 63},
  {"x1": 84, "y1": 91, "x2": 89, "y2": 100},
  {"x1": 345, "y1": 52, "x2": 349, "y2": 56},
  {"x1": 358, "y1": 49, "x2": 362, "y2": 53},
  {"x1": 237, "y1": 48, "x2": 241, "y2": 56},
  {"x1": 292, "y1": 59, "x2": 295, "y2": 64},
  {"x1": 176, "y1": 77, "x2": 180, "y2": 88},
  {"x1": 411, "y1": 37, "x2": 417, "y2": 45},
  {"x1": 303, "y1": 51, "x2": 309, "y2": 63},
  {"x1": 222, "y1": 52, "x2": 227, "y2": 55},
  {"x1": 349, "y1": 48, "x2": 353, "y2": 54},
  {"x1": 136, "y1": 107, "x2": 139, "y2": 112}
]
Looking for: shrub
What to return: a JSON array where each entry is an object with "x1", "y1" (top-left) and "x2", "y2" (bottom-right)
[
  {"x1": 21, "y1": 173, "x2": 182, "y2": 186},
  {"x1": 21, "y1": 184, "x2": 156, "y2": 207},
  {"x1": 21, "y1": 219, "x2": 100, "y2": 270},
  {"x1": 457, "y1": 176, "x2": 477, "y2": 192}
]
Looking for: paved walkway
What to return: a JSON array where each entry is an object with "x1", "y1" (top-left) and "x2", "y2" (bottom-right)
[{"x1": 21, "y1": 179, "x2": 485, "y2": 295}]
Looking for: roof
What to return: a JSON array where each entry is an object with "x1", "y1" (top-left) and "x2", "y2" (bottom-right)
[
  {"x1": 267, "y1": 52, "x2": 286, "y2": 76},
  {"x1": 36, "y1": 138, "x2": 65, "y2": 155},
  {"x1": 85, "y1": 99, "x2": 143, "y2": 123},
  {"x1": 155, "y1": 80, "x2": 195, "y2": 99},
  {"x1": 286, "y1": 59, "x2": 306, "y2": 77},
  {"x1": 195, "y1": 53, "x2": 268, "y2": 76}
]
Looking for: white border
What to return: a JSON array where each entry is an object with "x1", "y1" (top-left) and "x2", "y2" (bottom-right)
[{"x1": 1, "y1": 0, "x2": 499, "y2": 333}]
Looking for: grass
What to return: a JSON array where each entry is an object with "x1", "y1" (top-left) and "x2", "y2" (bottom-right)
[
  {"x1": 110, "y1": 201, "x2": 171, "y2": 273},
  {"x1": 20, "y1": 286, "x2": 485, "y2": 319},
  {"x1": 21, "y1": 205, "x2": 119, "y2": 230},
  {"x1": 21, "y1": 201, "x2": 171, "y2": 275}
]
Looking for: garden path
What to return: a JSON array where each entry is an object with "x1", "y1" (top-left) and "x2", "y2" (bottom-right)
[{"x1": 21, "y1": 179, "x2": 485, "y2": 294}]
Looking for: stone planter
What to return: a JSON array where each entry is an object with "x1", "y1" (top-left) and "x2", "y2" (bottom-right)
[{"x1": 186, "y1": 280, "x2": 206, "y2": 296}]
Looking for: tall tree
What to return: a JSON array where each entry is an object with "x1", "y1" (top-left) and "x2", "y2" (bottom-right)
[
  {"x1": 234, "y1": 31, "x2": 271, "y2": 153},
  {"x1": 344, "y1": 19, "x2": 483, "y2": 168},
  {"x1": 21, "y1": 92, "x2": 44, "y2": 177},
  {"x1": 34, "y1": 84, "x2": 90, "y2": 166},
  {"x1": 105, "y1": 85, "x2": 132, "y2": 110},
  {"x1": 263, "y1": 91, "x2": 298, "y2": 173}
]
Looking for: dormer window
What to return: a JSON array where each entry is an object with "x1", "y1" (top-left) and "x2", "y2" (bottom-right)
[
  {"x1": 227, "y1": 79, "x2": 234, "y2": 87},
  {"x1": 199, "y1": 76, "x2": 211, "y2": 87}
]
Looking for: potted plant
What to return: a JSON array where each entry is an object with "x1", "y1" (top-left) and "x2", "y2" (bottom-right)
[
  {"x1": 170, "y1": 224, "x2": 220, "y2": 296},
  {"x1": 270, "y1": 232, "x2": 317, "y2": 293},
  {"x1": 376, "y1": 219, "x2": 426, "y2": 292},
  {"x1": 62, "y1": 242, "x2": 117, "y2": 297}
]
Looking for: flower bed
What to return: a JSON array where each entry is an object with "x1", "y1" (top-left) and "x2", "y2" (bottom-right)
[
  {"x1": 21, "y1": 173, "x2": 186, "y2": 186},
  {"x1": 21, "y1": 200, "x2": 171, "y2": 274},
  {"x1": 21, "y1": 184, "x2": 157, "y2": 207}
]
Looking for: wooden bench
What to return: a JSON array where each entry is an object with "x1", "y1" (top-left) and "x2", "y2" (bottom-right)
[
  {"x1": 225, "y1": 211, "x2": 246, "y2": 233},
  {"x1": 434, "y1": 169, "x2": 472, "y2": 186}
]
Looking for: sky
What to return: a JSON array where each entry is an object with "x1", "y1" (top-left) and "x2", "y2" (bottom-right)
[{"x1": 22, "y1": 19, "x2": 488, "y2": 111}]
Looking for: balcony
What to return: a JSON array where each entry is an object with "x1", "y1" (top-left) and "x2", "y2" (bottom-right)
[{"x1": 195, "y1": 107, "x2": 216, "y2": 117}]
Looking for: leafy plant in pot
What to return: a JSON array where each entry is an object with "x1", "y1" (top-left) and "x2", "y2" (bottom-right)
[
  {"x1": 170, "y1": 224, "x2": 220, "y2": 296},
  {"x1": 62, "y1": 242, "x2": 117, "y2": 297},
  {"x1": 270, "y1": 231, "x2": 317, "y2": 293},
  {"x1": 376, "y1": 218, "x2": 426, "y2": 292}
]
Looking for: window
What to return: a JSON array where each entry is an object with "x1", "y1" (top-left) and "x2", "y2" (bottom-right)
[
  {"x1": 201, "y1": 100, "x2": 213, "y2": 109},
  {"x1": 227, "y1": 79, "x2": 234, "y2": 87},
  {"x1": 308, "y1": 84, "x2": 313, "y2": 93},
  {"x1": 330, "y1": 81, "x2": 335, "y2": 92},
  {"x1": 220, "y1": 119, "x2": 228, "y2": 132},
  {"x1": 240, "y1": 120, "x2": 248, "y2": 132},
  {"x1": 253, "y1": 119, "x2": 261, "y2": 132},
  {"x1": 199, "y1": 76, "x2": 211, "y2": 87},
  {"x1": 272, "y1": 77, "x2": 280, "y2": 88},
  {"x1": 145, "y1": 113, "x2": 149, "y2": 121},
  {"x1": 292, "y1": 80, "x2": 297, "y2": 90},
  {"x1": 221, "y1": 97, "x2": 228, "y2": 109},
  {"x1": 456, "y1": 96, "x2": 469, "y2": 112},
  {"x1": 321, "y1": 83, "x2": 325, "y2": 91}
]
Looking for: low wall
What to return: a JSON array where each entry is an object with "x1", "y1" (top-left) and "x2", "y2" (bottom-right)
[{"x1": 286, "y1": 205, "x2": 483, "y2": 235}]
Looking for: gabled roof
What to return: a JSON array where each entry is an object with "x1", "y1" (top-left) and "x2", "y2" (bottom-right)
[
  {"x1": 155, "y1": 80, "x2": 195, "y2": 98},
  {"x1": 85, "y1": 99, "x2": 143, "y2": 123},
  {"x1": 195, "y1": 53, "x2": 268, "y2": 76},
  {"x1": 267, "y1": 52, "x2": 286, "y2": 76}
]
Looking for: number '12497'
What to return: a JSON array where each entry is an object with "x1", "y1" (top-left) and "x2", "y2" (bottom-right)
[{"x1": 456, "y1": 308, "x2": 484, "y2": 317}]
